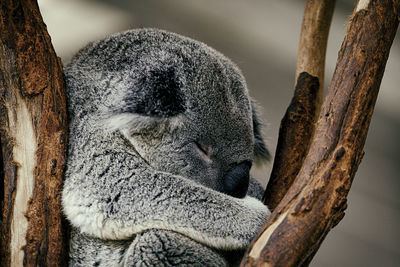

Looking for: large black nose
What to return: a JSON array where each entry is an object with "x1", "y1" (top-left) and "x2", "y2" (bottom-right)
[{"x1": 223, "y1": 161, "x2": 252, "y2": 198}]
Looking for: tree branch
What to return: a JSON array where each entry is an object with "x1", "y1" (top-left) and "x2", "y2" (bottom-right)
[
  {"x1": 0, "y1": 0, "x2": 69, "y2": 266},
  {"x1": 243, "y1": 0, "x2": 399, "y2": 265},
  {"x1": 264, "y1": 0, "x2": 336, "y2": 210}
]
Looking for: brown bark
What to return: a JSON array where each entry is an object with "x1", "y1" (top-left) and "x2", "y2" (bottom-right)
[
  {"x1": 0, "y1": 0, "x2": 69, "y2": 266},
  {"x1": 264, "y1": 0, "x2": 336, "y2": 210},
  {"x1": 243, "y1": 0, "x2": 399, "y2": 265}
]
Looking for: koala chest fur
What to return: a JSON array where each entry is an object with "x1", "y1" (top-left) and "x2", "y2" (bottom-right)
[{"x1": 62, "y1": 29, "x2": 270, "y2": 266}]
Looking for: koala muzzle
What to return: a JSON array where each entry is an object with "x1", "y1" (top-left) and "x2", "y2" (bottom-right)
[{"x1": 223, "y1": 161, "x2": 252, "y2": 198}]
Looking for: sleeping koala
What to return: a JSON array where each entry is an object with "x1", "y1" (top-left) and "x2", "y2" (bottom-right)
[{"x1": 62, "y1": 29, "x2": 270, "y2": 266}]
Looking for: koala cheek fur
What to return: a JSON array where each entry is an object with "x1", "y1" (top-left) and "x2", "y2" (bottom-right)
[{"x1": 62, "y1": 28, "x2": 270, "y2": 266}]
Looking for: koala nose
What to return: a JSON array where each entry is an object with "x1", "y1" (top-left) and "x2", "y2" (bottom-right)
[{"x1": 223, "y1": 161, "x2": 252, "y2": 198}]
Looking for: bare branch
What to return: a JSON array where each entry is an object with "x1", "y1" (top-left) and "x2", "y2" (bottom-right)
[
  {"x1": 264, "y1": 0, "x2": 336, "y2": 210},
  {"x1": 0, "y1": 0, "x2": 69, "y2": 266},
  {"x1": 244, "y1": 0, "x2": 399, "y2": 265}
]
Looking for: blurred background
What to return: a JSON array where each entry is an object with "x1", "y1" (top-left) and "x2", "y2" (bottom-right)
[{"x1": 37, "y1": 0, "x2": 400, "y2": 266}]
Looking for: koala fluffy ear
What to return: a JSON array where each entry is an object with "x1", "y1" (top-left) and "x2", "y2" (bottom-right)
[
  {"x1": 251, "y1": 101, "x2": 271, "y2": 164},
  {"x1": 121, "y1": 67, "x2": 186, "y2": 117},
  {"x1": 104, "y1": 66, "x2": 186, "y2": 133},
  {"x1": 103, "y1": 113, "x2": 184, "y2": 141}
]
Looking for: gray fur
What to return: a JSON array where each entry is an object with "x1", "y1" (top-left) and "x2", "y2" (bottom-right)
[{"x1": 62, "y1": 29, "x2": 270, "y2": 266}]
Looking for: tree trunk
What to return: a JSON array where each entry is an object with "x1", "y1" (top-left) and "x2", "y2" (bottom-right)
[
  {"x1": 0, "y1": 0, "x2": 69, "y2": 266},
  {"x1": 243, "y1": 0, "x2": 399, "y2": 265}
]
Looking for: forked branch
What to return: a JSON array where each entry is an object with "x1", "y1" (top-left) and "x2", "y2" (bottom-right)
[{"x1": 244, "y1": 0, "x2": 399, "y2": 265}]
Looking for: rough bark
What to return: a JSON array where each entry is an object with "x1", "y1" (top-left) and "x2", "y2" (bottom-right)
[
  {"x1": 264, "y1": 0, "x2": 336, "y2": 210},
  {"x1": 243, "y1": 0, "x2": 399, "y2": 265},
  {"x1": 0, "y1": 0, "x2": 69, "y2": 266}
]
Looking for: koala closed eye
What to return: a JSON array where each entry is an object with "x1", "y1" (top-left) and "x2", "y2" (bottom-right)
[{"x1": 194, "y1": 141, "x2": 212, "y2": 162}]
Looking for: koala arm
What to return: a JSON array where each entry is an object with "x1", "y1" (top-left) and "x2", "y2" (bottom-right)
[{"x1": 62, "y1": 150, "x2": 269, "y2": 251}]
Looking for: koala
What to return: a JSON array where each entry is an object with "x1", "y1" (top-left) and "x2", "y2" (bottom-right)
[{"x1": 62, "y1": 29, "x2": 271, "y2": 266}]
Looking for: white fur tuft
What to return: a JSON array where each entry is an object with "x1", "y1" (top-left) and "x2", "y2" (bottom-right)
[{"x1": 101, "y1": 113, "x2": 184, "y2": 134}]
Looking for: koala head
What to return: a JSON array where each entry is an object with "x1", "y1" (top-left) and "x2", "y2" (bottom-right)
[{"x1": 65, "y1": 29, "x2": 269, "y2": 198}]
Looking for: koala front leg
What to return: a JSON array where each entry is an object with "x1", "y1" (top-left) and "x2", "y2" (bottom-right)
[
  {"x1": 121, "y1": 230, "x2": 227, "y2": 267},
  {"x1": 63, "y1": 151, "x2": 269, "y2": 250}
]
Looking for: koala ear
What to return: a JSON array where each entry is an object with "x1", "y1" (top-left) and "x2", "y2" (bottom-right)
[
  {"x1": 121, "y1": 67, "x2": 186, "y2": 117},
  {"x1": 103, "y1": 112, "x2": 183, "y2": 136},
  {"x1": 251, "y1": 101, "x2": 271, "y2": 163},
  {"x1": 103, "y1": 66, "x2": 186, "y2": 134}
]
